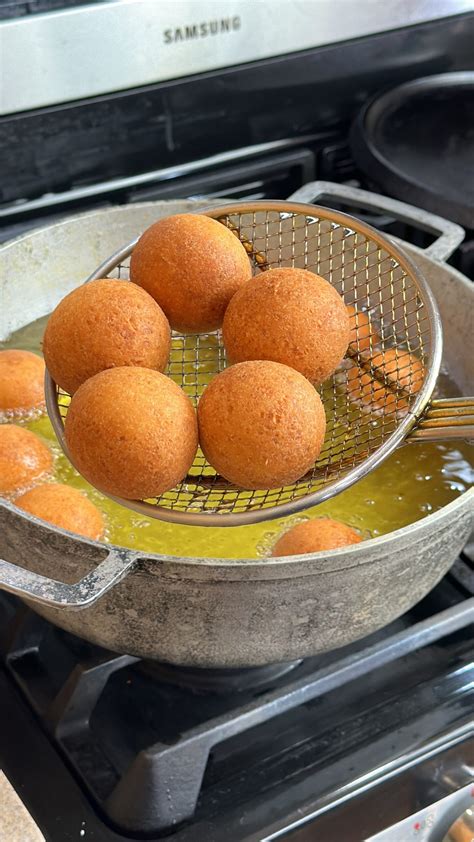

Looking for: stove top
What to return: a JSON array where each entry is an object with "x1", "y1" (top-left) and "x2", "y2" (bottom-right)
[{"x1": 0, "y1": 554, "x2": 473, "y2": 841}]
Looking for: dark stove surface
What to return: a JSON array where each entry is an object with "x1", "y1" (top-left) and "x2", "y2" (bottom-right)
[{"x1": 0, "y1": 557, "x2": 473, "y2": 842}]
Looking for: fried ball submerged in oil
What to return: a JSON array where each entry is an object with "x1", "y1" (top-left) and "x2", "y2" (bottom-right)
[
  {"x1": 346, "y1": 348, "x2": 424, "y2": 413},
  {"x1": 0, "y1": 424, "x2": 52, "y2": 495},
  {"x1": 0, "y1": 349, "x2": 45, "y2": 414},
  {"x1": 16, "y1": 482, "x2": 104, "y2": 541},
  {"x1": 346, "y1": 305, "x2": 381, "y2": 353},
  {"x1": 272, "y1": 517, "x2": 362, "y2": 556}
]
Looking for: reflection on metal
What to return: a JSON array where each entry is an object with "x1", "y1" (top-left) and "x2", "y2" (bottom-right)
[
  {"x1": 444, "y1": 808, "x2": 474, "y2": 842},
  {"x1": 265, "y1": 729, "x2": 474, "y2": 841},
  {"x1": 0, "y1": 136, "x2": 317, "y2": 218}
]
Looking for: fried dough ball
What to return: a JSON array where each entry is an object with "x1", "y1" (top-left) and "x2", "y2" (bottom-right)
[
  {"x1": 346, "y1": 348, "x2": 424, "y2": 413},
  {"x1": 0, "y1": 350, "x2": 45, "y2": 414},
  {"x1": 16, "y1": 483, "x2": 104, "y2": 540},
  {"x1": 222, "y1": 267, "x2": 350, "y2": 384},
  {"x1": 271, "y1": 517, "x2": 362, "y2": 556},
  {"x1": 64, "y1": 367, "x2": 198, "y2": 499},
  {"x1": 130, "y1": 214, "x2": 252, "y2": 332},
  {"x1": 197, "y1": 360, "x2": 326, "y2": 489},
  {"x1": 43, "y1": 279, "x2": 171, "y2": 394},
  {"x1": 0, "y1": 425, "x2": 52, "y2": 495},
  {"x1": 346, "y1": 305, "x2": 380, "y2": 353}
]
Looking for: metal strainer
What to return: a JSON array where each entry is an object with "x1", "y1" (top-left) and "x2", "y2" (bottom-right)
[{"x1": 45, "y1": 199, "x2": 474, "y2": 526}]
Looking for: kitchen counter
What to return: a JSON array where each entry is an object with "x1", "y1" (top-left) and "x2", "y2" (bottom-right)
[{"x1": 0, "y1": 771, "x2": 45, "y2": 842}]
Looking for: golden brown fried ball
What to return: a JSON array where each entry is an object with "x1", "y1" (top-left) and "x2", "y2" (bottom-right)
[
  {"x1": 64, "y1": 367, "x2": 198, "y2": 499},
  {"x1": 16, "y1": 483, "x2": 104, "y2": 540},
  {"x1": 223, "y1": 267, "x2": 350, "y2": 384},
  {"x1": 0, "y1": 425, "x2": 52, "y2": 495},
  {"x1": 43, "y1": 279, "x2": 171, "y2": 394},
  {"x1": 271, "y1": 517, "x2": 362, "y2": 556},
  {"x1": 346, "y1": 348, "x2": 424, "y2": 413},
  {"x1": 197, "y1": 360, "x2": 326, "y2": 489},
  {"x1": 0, "y1": 350, "x2": 45, "y2": 413},
  {"x1": 346, "y1": 305, "x2": 380, "y2": 353},
  {"x1": 130, "y1": 214, "x2": 252, "y2": 332}
]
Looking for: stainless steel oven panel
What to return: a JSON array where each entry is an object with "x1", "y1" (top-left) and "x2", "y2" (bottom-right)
[{"x1": 1, "y1": 0, "x2": 472, "y2": 114}]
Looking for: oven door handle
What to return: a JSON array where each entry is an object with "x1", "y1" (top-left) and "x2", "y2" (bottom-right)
[
  {"x1": 0, "y1": 549, "x2": 137, "y2": 610},
  {"x1": 287, "y1": 181, "x2": 465, "y2": 262}
]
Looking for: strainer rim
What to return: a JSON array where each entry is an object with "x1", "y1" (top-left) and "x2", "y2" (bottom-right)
[{"x1": 45, "y1": 199, "x2": 443, "y2": 526}]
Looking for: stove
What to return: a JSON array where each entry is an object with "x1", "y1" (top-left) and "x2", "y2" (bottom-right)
[
  {"x1": 1, "y1": 5, "x2": 474, "y2": 840},
  {"x1": 0, "y1": 556, "x2": 473, "y2": 842}
]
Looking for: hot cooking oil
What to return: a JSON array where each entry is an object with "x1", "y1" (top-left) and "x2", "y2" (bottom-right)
[{"x1": 2, "y1": 315, "x2": 473, "y2": 559}]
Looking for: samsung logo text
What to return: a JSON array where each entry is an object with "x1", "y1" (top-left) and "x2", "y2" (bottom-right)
[{"x1": 164, "y1": 17, "x2": 241, "y2": 44}]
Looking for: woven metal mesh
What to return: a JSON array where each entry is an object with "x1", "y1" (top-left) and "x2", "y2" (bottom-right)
[{"x1": 54, "y1": 206, "x2": 433, "y2": 522}]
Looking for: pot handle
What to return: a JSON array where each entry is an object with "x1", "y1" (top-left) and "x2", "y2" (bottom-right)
[
  {"x1": 0, "y1": 549, "x2": 137, "y2": 611},
  {"x1": 287, "y1": 181, "x2": 465, "y2": 262}
]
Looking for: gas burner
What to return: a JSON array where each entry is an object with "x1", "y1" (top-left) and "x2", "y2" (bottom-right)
[{"x1": 139, "y1": 659, "x2": 302, "y2": 694}]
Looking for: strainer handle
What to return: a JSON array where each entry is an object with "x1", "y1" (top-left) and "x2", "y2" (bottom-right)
[
  {"x1": 408, "y1": 397, "x2": 474, "y2": 442},
  {"x1": 287, "y1": 182, "x2": 465, "y2": 262},
  {"x1": 0, "y1": 549, "x2": 137, "y2": 610}
]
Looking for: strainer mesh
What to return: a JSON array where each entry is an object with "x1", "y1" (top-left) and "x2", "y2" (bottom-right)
[{"x1": 55, "y1": 208, "x2": 431, "y2": 518}]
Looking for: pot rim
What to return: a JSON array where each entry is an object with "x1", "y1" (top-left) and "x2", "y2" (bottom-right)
[
  {"x1": 2, "y1": 488, "x2": 472, "y2": 574},
  {"x1": 0, "y1": 199, "x2": 225, "y2": 255}
]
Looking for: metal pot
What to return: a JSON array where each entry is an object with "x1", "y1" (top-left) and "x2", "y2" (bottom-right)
[{"x1": 0, "y1": 184, "x2": 472, "y2": 668}]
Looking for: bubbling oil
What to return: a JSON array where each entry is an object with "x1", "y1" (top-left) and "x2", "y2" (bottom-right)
[{"x1": 2, "y1": 315, "x2": 473, "y2": 559}]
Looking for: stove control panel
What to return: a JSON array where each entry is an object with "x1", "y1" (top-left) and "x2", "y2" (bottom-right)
[{"x1": 367, "y1": 783, "x2": 474, "y2": 842}]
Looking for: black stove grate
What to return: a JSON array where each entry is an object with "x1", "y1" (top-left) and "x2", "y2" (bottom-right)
[{"x1": 1, "y1": 561, "x2": 473, "y2": 837}]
